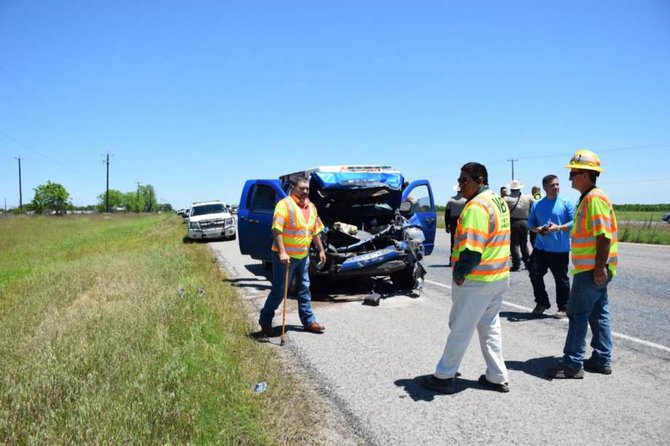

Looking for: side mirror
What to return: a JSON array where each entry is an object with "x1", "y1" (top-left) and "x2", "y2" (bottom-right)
[{"x1": 400, "y1": 201, "x2": 412, "y2": 212}]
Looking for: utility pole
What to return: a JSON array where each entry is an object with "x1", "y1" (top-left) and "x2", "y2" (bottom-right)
[
  {"x1": 507, "y1": 158, "x2": 518, "y2": 180},
  {"x1": 15, "y1": 156, "x2": 23, "y2": 210},
  {"x1": 104, "y1": 153, "x2": 111, "y2": 213},
  {"x1": 136, "y1": 182, "x2": 141, "y2": 212}
]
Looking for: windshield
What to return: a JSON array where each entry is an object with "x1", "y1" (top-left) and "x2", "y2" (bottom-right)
[{"x1": 191, "y1": 204, "x2": 225, "y2": 216}]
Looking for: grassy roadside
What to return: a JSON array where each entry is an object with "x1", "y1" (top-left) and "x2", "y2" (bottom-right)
[{"x1": 0, "y1": 214, "x2": 316, "y2": 444}]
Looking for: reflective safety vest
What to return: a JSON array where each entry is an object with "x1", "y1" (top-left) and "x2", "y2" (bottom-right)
[
  {"x1": 571, "y1": 188, "x2": 618, "y2": 276},
  {"x1": 452, "y1": 189, "x2": 511, "y2": 282},
  {"x1": 272, "y1": 196, "x2": 324, "y2": 260}
]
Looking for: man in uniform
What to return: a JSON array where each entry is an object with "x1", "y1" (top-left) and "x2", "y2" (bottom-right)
[
  {"x1": 504, "y1": 180, "x2": 534, "y2": 271},
  {"x1": 422, "y1": 162, "x2": 511, "y2": 394},
  {"x1": 259, "y1": 177, "x2": 327, "y2": 337},
  {"x1": 547, "y1": 150, "x2": 618, "y2": 379},
  {"x1": 444, "y1": 185, "x2": 466, "y2": 267}
]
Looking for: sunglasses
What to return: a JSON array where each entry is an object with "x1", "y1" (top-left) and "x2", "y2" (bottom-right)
[
  {"x1": 569, "y1": 170, "x2": 586, "y2": 179},
  {"x1": 457, "y1": 176, "x2": 472, "y2": 184}
]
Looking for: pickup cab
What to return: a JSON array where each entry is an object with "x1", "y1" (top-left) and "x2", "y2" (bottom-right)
[{"x1": 237, "y1": 166, "x2": 436, "y2": 289}]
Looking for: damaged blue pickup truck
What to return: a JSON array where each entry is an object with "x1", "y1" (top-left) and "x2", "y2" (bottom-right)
[{"x1": 237, "y1": 165, "x2": 436, "y2": 290}]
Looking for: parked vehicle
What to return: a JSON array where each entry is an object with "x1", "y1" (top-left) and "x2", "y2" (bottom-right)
[
  {"x1": 187, "y1": 200, "x2": 236, "y2": 241},
  {"x1": 663, "y1": 212, "x2": 670, "y2": 223},
  {"x1": 237, "y1": 165, "x2": 436, "y2": 289}
]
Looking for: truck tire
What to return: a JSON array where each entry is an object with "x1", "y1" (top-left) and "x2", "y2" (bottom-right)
[{"x1": 391, "y1": 265, "x2": 417, "y2": 290}]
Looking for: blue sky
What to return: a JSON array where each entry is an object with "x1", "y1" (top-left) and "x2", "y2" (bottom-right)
[{"x1": 1, "y1": 0, "x2": 669, "y2": 210}]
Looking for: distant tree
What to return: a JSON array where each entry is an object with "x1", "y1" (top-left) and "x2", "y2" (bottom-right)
[
  {"x1": 32, "y1": 181, "x2": 71, "y2": 215},
  {"x1": 95, "y1": 185, "x2": 161, "y2": 212},
  {"x1": 159, "y1": 203, "x2": 173, "y2": 212},
  {"x1": 138, "y1": 184, "x2": 157, "y2": 212},
  {"x1": 97, "y1": 189, "x2": 126, "y2": 211}
]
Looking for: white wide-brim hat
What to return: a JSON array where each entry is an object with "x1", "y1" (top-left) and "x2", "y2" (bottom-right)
[{"x1": 509, "y1": 180, "x2": 524, "y2": 190}]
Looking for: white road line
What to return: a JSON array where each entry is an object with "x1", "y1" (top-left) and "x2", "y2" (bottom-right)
[
  {"x1": 424, "y1": 278, "x2": 670, "y2": 353},
  {"x1": 425, "y1": 279, "x2": 451, "y2": 289}
]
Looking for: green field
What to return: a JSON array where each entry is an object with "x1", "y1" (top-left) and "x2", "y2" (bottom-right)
[
  {"x1": 0, "y1": 215, "x2": 316, "y2": 444},
  {"x1": 437, "y1": 211, "x2": 670, "y2": 245}
]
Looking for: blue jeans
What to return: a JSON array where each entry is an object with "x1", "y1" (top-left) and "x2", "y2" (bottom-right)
[
  {"x1": 562, "y1": 270, "x2": 613, "y2": 368},
  {"x1": 259, "y1": 251, "x2": 316, "y2": 327}
]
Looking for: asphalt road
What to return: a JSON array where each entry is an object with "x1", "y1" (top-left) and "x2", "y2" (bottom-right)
[{"x1": 210, "y1": 231, "x2": 670, "y2": 445}]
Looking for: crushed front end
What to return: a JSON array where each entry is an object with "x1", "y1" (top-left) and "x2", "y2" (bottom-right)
[{"x1": 306, "y1": 171, "x2": 427, "y2": 289}]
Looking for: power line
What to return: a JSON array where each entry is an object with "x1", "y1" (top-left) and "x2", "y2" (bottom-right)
[
  {"x1": 0, "y1": 126, "x2": 87, "y2": 175},
  {"x1": 482, "y1": 142, "x2": 670, "y2": 166}
]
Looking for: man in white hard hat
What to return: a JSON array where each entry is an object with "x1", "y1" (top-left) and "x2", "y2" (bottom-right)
[
  {"x1": 547, "y1": 149, "x2": 618, "y2": 379},
  {"x1": 503, "y1": 180, "x2": 534, "y2": 271}
]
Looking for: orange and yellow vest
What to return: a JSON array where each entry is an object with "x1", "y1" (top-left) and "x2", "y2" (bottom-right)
[
  {"x1": 272, "y1": 196, "x2": 324, "y2": 260},
  {"x1": 452, "y1": 189, "x2": 511, "y2": 282},
  {"x1": 571, "y1": 188, "x2": 618, "y2": 276}
]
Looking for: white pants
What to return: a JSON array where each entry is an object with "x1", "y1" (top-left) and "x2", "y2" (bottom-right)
[{"x1": 434, "y1": 278, "x2": 509, "y2": 384}]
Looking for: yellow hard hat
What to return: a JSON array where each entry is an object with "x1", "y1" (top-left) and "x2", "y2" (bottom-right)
[{"x1": 565, "y1": 149, "x2": 604, "y2": 172}]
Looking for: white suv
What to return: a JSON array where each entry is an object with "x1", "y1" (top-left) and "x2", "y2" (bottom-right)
[{"x1": 187, "y1": 200, "x2": 236, "y2": 241}]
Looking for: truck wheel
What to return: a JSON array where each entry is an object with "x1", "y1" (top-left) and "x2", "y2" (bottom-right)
[{"x1": 391, "y1": 265, "x2": 417, "y2": 290}]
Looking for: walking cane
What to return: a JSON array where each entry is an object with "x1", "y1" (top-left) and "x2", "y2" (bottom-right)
[{"x1": 280, "y1": 261, "x2": 289, "y2": 346}]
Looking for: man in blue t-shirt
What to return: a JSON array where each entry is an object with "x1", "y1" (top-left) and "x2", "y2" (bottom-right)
[{"x1": 528, "y1": 174, "x2": 576, "y2": 318}]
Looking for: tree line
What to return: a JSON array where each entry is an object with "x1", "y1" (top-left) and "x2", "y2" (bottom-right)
[{"x1": 4, "y1": 181, "x2": 172, "y2": 214}]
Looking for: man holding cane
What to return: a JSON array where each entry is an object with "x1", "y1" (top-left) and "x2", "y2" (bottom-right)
[{"x1": 259, "y1": 177, "x2": 327, "y2": 337}]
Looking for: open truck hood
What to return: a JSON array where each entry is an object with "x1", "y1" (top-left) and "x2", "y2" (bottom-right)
[{"x1": 309, "y1": 171, "x2": 405, "y2": 226}]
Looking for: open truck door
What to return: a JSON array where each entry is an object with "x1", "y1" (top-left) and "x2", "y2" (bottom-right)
[
  {"x1": 401, "y1": 179, "x2": 437, "y2": 255},
  {"x1": 238, "y1": 179, "x2": 286, "y2": 261}
]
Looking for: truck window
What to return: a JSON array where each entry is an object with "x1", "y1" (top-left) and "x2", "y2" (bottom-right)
[
  {"x1": 407, "y1": 184, "x2": 432, "y2": 212},
  {"x1": 251, "y1": 184, "x2": 277, "y2": 214}
]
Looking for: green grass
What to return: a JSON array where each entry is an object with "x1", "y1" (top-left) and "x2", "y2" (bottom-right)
[
  {"x1": 616, "y1": 210, "x2": 665, "y2": 222},
  {"x1": 0, "y1": 214, "x2": 316, "y2": 444},
  {"x1": 617, "y1": 213, "x2": 670, "y2": 245},
  {"x1": 436, "y1": 211, "x2": 670, "y2": 245}
]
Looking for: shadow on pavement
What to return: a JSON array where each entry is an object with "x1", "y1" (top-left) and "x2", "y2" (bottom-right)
[
  {"x1": 222, "y1": 277, "x2": 272, "y2": 292},
  {"x1": 500, "y1": 311, "x2": 552, "y2": 322},
  {"x1": 395, "y1": 374, "x2": 481, "y2": 401},
  {"x1": 506, "y1": 356, "x2": 558, "y2": 380},
  {"x1": 244, "y1": 264, "x2": 271, "y2": 278},
  {"x1": 235, "y1": 262, "x2": 419, "y2": 304},
  {"x1": 249, "y1": 324, "x2": 303, "y2": 342}
]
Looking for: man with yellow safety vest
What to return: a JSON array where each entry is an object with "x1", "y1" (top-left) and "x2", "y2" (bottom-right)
[
  {"x1": 422, "y1": 162, "x2": 512, "y2": 394},
  {"x1": 547, "y1": 149, "x2": 618, "y2": 379},
  {"x1": 259, "y1": 177, "x2": 327, "y2": 337}
]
